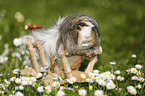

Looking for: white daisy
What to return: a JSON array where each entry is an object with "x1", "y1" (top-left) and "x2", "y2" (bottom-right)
[
  {"x1": 37, "y1": 86, "x2": 43, "y2": 92},
  {"x1": 130, "y1": 89, "x2": 137, "y2": 95},
  {"x1": 131, "y1": 54, "x2": 136, "y2": 58},
  {"x1": 78, "y1": 89, "x2": 87, "y2": 96},
  {"x1": 80, "y1": 73, "x2": 86, "y2": 79},
  {"x1": 36, "y1": 73, "x2": 42, "y2": 78},
  {"x1": 15, "y1": 91, "x2": 24, "y2": 96},
  {"x1": 89, "y1": 86, "x2": 93, "y2": 90},
  {"x1": 19, "y1": 85, "x2": 24, "y2": 90},
  {"x1": 131, "y1": 68, "x2": 137, "y2": 74},
  {"x1": 13, "y1": 38, "x2": 22, "y2": 46},
  {"x1": 117, "y1": 76, "x2": 124, "y2": 81},
  {"x1": 15, "y1": 78, "x2": 21, "y2": 84},
  {"x1": 45, "y1": 86, "x2": 51, "y2": 93},
  {"x1": 70, "y1": 77, "x2": 76, "y2": 83},
  {"x1": 88, "y1": 72, "x2": 95, "y2": 78},
  {"x1": 106, "y1": 82, "x2": 116, "y2": 89},
  {"x1": 52, "y1": 81, "x2": 60, "y2": 88},
  {"x1": 127, "y1": 86, "x2": 135, "y2": 92},
  {"x1": 98, "y1": 80, "x2": 106, "y2": 86},
  {"x1": 131, "y1": 76, "x2": 138, "y2": 80},
  {"x1": 109, "y1": 62, "x2": 116, "y2": 65},
  {"x1": 138, "y1": 77, "x2": 144, "y2": 82},
  {"x1": 0, "y1": 55, "x2": 4, "y2": 63},
  {"x1": 114, "y1": 70, "x2": 121, "y2": 75},
  {"x1": 136, "y1": 84, "x2": 142, "y2": 89},
  {"x1": 56, "y1": 90, "x2": 65, "y2": 96},
  {"x1": 135, "y1": 64, "x2": 142, "y2": 69},
  {"x1": 94, "y1": 90, "x2": 104, "y2": 96}
]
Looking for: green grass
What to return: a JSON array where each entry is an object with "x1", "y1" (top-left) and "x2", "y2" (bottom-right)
[{"x1": 0, "y1": 0, "x2": 145, "y2": 95}]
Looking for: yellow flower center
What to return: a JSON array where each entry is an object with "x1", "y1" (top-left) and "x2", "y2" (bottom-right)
[
  {"x1": 119, "y1": 77, "x2": 122, "y2": 80},
  {"x1": 12, "y1": 78, "x2": 15, "y2": 81},
  {"x1": 101, "y1": 82, "x2": 103, "y2": 85},
  {"x1": 33, "y1": 83, "x2": 36, "y2": 86},
  {"x1": 38, "y1": 75, "x2": 40, "y2": 77},
  {"x1": 111, "y1": 76, "x2": 114, "y2": 78},
  {"x1": 109, "y1": 85, "x2": 112, "y2": 88},
  {"x1": 55, "y1": 84, "x2": 58, "y2": 86},
  {"x1": 137, "y1": 66, "x2": 140, "y2": 69},
  {"x1": 81, "y1": 76, "x2": 84, "y2": 78},
  {"x1": 140, "y1": 79, "x2": 143, "y2": 81},
  {"x1": 90, "y1": 75, "x2": 93, "y2": 77},
  {"x1": 46, "y1": 89, "x2": 49, "y2": 92},
  {"x1": 81, "y1": 92, "x2": 84, "y2": 95},
  {"x1": 132, "y1": 91, "x2": 135, "y2": 94},
  {"x1": 18, "y1": 95, "x2": 20, "y2": 96},
  {"x1": 17, "y1": 81, "x2": 20, "y2": 83},
  {"x1": 138, "y1": 73, "x2": 141, "y2": 76},
  {"x1": 96, "y1": 94, "x2": 100, "y2": 96},
  {"x1": 132, "y1": 70, "x2": 136, "y2": 73}
]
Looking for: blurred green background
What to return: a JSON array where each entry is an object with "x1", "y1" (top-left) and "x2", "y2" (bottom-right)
[{"x1": 0, "y1": 0, "x2": 145, "y2": 73}]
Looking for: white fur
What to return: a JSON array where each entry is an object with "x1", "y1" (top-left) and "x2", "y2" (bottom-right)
[
  {"x1": 32, "y1": 17, "x2": 66, "y2": 56},
  {"x1": 21, "y1": 17, "x2": 66, "y2": 67},
  {"x1": 78, "y1": 22, "x2": 94, "y2": 47}
]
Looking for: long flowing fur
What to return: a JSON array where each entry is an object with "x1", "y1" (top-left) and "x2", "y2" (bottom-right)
[{"x1": 23, "y1": 15, "x2": 100, "y2": 68}]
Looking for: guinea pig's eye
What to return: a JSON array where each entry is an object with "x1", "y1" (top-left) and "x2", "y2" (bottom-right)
[{"x1": 77, "y1": 26, "x2": 81, "y2": 30}]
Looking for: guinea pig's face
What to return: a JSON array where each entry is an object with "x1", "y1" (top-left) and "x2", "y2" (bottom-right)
[{"x1": 72, "y1": 19, "x2": 97, "y2": 49}]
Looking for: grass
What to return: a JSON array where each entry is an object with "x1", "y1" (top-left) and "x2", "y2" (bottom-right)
[{"x1": 0, "y1": 0, "x2": 145, "y2": 95}]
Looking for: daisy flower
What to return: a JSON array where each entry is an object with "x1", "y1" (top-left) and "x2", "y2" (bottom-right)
[
  {"x1": 45, "y1": 86, "x2": 51, "y2": 93},
  {"x1": 15, "y1": 78, "x2": 21, "y2": 84},
  {"x1": 19, "y1": 85, "x2": 24, "y2": 90},
  {"x1": 10, "y1": 77, "x2": 16, "y2": 81},
  {"x1": 21, "y1": 80, "x2": 27, "y2": 86},
  {"x1": 0, "y1": 55, "x2": 4, "y2": 63},
  {"x1": 52, "y1": 81, "x2": 60, "y2": 88},
  {"x1": 80, "y1": 73, "x2": 86, "y2": 79},
  {"x1": 110, "y1": 74, "x2": 116, "y2": 80},
  {"x1": 94, "y1": 90, "x2": 104, "y2": 96},
  {"x1": 130, "y1": 89, "x2": 137, "y2": 95},
  {"x1": 89, "y1": 86, "x2": 93, "y2": 90},
  {"x1": 36, "y1": 73, "x2": 42, "y2": 78},
  {"x1": 131, "y1": 68, "x2": 137, "y2": 74},
  {"x1": 114, "y1": 70, "x2": 121, "y2": 75},
  {"x1": 86, "y1": 78, "x2": 93, "y2": 83},
  {"x1": 136, "y1": 84, "x2": 142, "y2": 89},
  {"x1": 56, "y1": 90, "x2": 65, "y2": 96},
  {"x1": 138, "y1": 77, "x2": 144, "y2": 82},
  {"x1": 70, "y1": 77, "x2": 76, "y2": 83},
  {"x1": 88, "y1": 73, "x2": 95, "y2": 78},
  {"x1": 127, "y1": 86, "x2": 135, "y2": 92},
  {"x1": 135, "y1": 64, "x2": 142, "y2": 69},
  {"x1": 78, "y1": 89, "x2": 87, "y2": 96},
  {"x1": 31, "y1": 77, "x2": 36, "y2": 82},
  {"x1": 93, "y1": 70, "x2": 99, "y2": 74},
  {"x1": 106, "y1": 82, "x2": 116, "y2": 89},
  {"x1": 15, "y1": 91, "x2": 24, "y2": 96},
  {"x1": 66, "y1": 78, "x2": 73, "y2": 84},
  {"x1": 98, "y1": 80, "x2": 106, "y2": 86},
  {"x1": 131, "y1": 76, "x2": 138, "y2": 80},
  {"x1": 117, "y1": 76, "x2": 124, "y2": 81},
  {"x1": 37, "y1": 86, "x2": 44, "y2": 92},
  {"x1": 131, "y1": 54, "x2": 136, "y2": 58},
  {"x1": 109, "y1": 62, "x2": 116, "y2": 65},
  {"x1": 13, "y1": 38, "x2": 22, "y2": 46}
]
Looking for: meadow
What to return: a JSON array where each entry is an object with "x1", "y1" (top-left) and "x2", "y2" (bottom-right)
[{"x1": 0, "y1": 0, "x2": 145, "y2": 95}]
